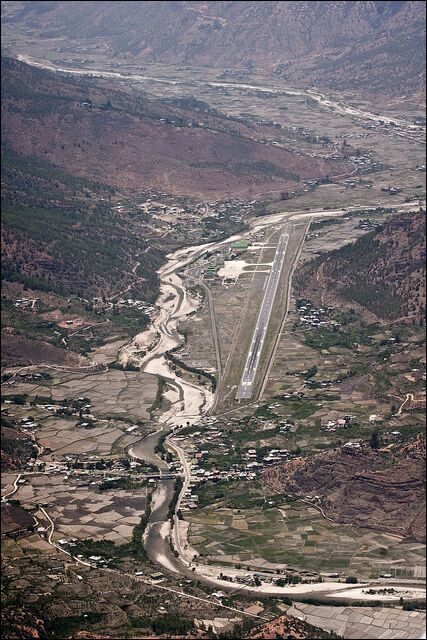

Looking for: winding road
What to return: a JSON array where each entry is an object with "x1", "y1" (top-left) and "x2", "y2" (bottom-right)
[{"x1": 397, "y1": 393, "x2": 415, "y2": 416}]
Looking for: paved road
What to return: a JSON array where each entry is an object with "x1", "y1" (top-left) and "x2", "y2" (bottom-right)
[
  {"x1": 1, "y1": 473, "x2": 22, "y2": 501},
  {"x1": 200, "y1": 281, "x2": 222, "y2": 379},
  {"x1": 397, "y1": 392, "x2": 414, "y2": 416},
  {"x1": 236, "y1": 232, "x2": 289, "y2": 400}
]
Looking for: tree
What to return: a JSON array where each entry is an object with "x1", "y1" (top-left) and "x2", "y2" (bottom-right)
[
  {"x1": 345, "y1": 576, "x2": 358, "y2": 584},
  {"x1": 370, "y1": 430, "x2": 381, "y2": 449},
  {"x1": 304, "y1": 365, "x2": 318, "y2": 379}
]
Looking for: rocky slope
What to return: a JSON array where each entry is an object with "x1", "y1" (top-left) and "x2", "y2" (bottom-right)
[
  {"x1": 295, "y1": 211, "x2": 426, "y2": 325},
  {"x1": 262, "y1": 437, "x2": 426, "y2": 541},
  {"x1": 1, "y1": 607, "x2": 47, "y2": 640},
  {"x1": 1, "y1": 502, "x2": 35, "y2": 534},
  {"x1": 2, "y1": 1, "x2": 425, "y2": 100},
  {"x1": 1, "y1": 421, "x2": 38, "y2": 471},
  {"x1": 246, "y1": 613, "x2": 340, "y2": 639}
]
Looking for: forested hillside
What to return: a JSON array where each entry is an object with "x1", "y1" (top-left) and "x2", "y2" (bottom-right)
[
  {"x1": 1, "y1": 149, "x2": 163, "y2": 301},
  {"x1": 295, "y1": 211, "x2": 426, "y2": 325}
]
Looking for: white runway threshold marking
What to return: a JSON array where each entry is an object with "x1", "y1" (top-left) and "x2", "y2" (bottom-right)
[{"x1": 236, "y1": 232, "x2": 289, "y2": 400}]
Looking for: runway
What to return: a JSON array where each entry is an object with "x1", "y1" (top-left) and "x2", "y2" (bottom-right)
[{"x1": 236, "y1": 232, "x2": 289, "y2": 400}]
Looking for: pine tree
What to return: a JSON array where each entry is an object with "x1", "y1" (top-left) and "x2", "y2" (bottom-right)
[{"x1": 370, "y1": 430, "x2": 381, "y2": 449}]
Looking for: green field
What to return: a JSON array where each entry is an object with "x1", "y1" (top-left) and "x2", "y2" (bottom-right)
[{"x1": 187, "y1": 492, "x2": 426, "y2": 579}]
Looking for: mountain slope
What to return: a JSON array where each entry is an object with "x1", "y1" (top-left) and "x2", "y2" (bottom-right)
[
  {"x1": 2, "y1": 1, "x2": 425, "y2": 99},
  {"x1": 1, "y1": 147, "x2": 163, "y2": 301},
  {"x1": 1, "y1": 57, "x2": 347, "y2": 198},
  {"x1": 262, "y1": 437, "x2": 426, "y2": 541},
  {"x1": 246, "y1": 613, "x2": 340, "y2": 638},
  {"x1": 295, "y1": 211, "x2": 426, "y2": 325},
  {"x1": 0, "y1": 146, "x2": 164, "y2": 366}
]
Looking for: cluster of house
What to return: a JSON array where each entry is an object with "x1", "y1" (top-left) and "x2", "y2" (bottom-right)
[
  {"x1": 14, "y1": 449, "x2": 151, "y2": 480},
  {"x1": 139, "y1": 195, "x2": 249, "y2": 232},
  {"x1": 285, "y1": 125, "x2": 334, "y2": 147},
  {"x1": 3, "y1": 372, "x2": 45, "y2": 383},
  {"x1": 13, "y1": 298, "x2": 38, "y2": 308},
  {"x1": 2, "y1": 395, "x2": 151, "y2": 476},
  {"x1": 144, "y1": 200, "x2": 194, "y2": 223},
  {"x1": 304, "y1": 378, "x2": 336, "y2": 389},
  {"x1": 363, "y1": 118, "x2": 425, "y2": 146},
  {"x1": 245, "y1": 447, "x2": 290, "y2": 469},
  {"x1": 381, "y1": 185, "x2": 403, "y2": 196},
  {"x1": 55, "y1": 539, "x2": 112, "y2": 568},
  {"x1": 322, "y1": 415, "x2": 356, "y2": 432},
  {"x1": 172, "y1": 417, "x2": 301, "y2": 508},
  {"x1": 343, "y1": 178, "x2": 372, "y2": 189},
  {"x1": 357, "y1": 218, "x2": 381, "y2": 230},
  {"x1": 208, "y1": 198, "x2": 258, "y2": 221},
  {"x1": 114, "y1": 297, "x2": 155, "y2": 313},
  {"x1": 133, "y1": 194, "x2": 255, "y2": 247},
  {"x1": 341, "y1": 441, "x2": 363, "y2": 454},
  {"x1": 17, "y1": 416, "x2": 40, "y2": 431},
  {"x1": 297, "y1": 303, "x2": 340, "y2": 329},
  {"x1": 348, "y1": 154, "x2": 382, "y2": 174},
  {"x1": 281, "y1": 390, "x2": 304, "y2": 401}
]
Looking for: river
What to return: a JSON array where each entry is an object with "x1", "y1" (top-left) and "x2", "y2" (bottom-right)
[
  {"x1": 16, "y1": 53, "x2": 425, "y2": 134},
  {"x1": 5, "y1": 52, "x2": 426, "y2": 606},
  {"x1": 123, "y1": 201, "x2": 425, "y2": 601}
]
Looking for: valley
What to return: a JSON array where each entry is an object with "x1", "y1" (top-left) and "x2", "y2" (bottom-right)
[{"x1": 1, "y1": 8, "x2": 426, "y2": 639}]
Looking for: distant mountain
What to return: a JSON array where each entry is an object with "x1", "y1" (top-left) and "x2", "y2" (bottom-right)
[
  {"x1": 295, "y1": 211, "x2": 426, "y2": 325},
  {"x1": 1, "y1": 57, "x2": 347, "y2": 198},
  {"x1": 2, "y1": 1, "x2": 425, "y2": 100}
]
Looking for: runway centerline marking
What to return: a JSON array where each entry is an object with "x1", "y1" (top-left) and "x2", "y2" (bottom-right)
[{"x1": 236, "y1": 232, "x2": 289, "y2": 400}]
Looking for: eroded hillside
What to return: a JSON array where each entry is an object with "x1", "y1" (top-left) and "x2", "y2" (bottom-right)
[{"x1": 262, "y1": 437, "x2": 426, "y2": 541}]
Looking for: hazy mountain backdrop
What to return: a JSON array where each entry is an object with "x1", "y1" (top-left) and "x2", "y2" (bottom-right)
[{"x1": 2, "y1": 0, "x2": 426, "y2": 99}]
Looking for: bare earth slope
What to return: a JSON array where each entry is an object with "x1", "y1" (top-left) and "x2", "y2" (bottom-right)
[
  {"x1": 262, "y1": 438, "x2": 426, "y2": 541},
  {"x1": 246, "y1": 613, "x2": 340, "y2": 638},
  {"x1": 1, "y1": 57, "x2": 347, "y2": 199},
  {"x1": 2, "y1": 1, "x2": 425, "y2": 100},
  {"x1": 0, "y1": 331, "x2": 90, "y2": 368}
]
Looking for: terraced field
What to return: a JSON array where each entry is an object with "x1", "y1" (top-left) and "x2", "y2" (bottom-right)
[{"x1": 187, "y1": 499, "x2": 426, "y2": 579}]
